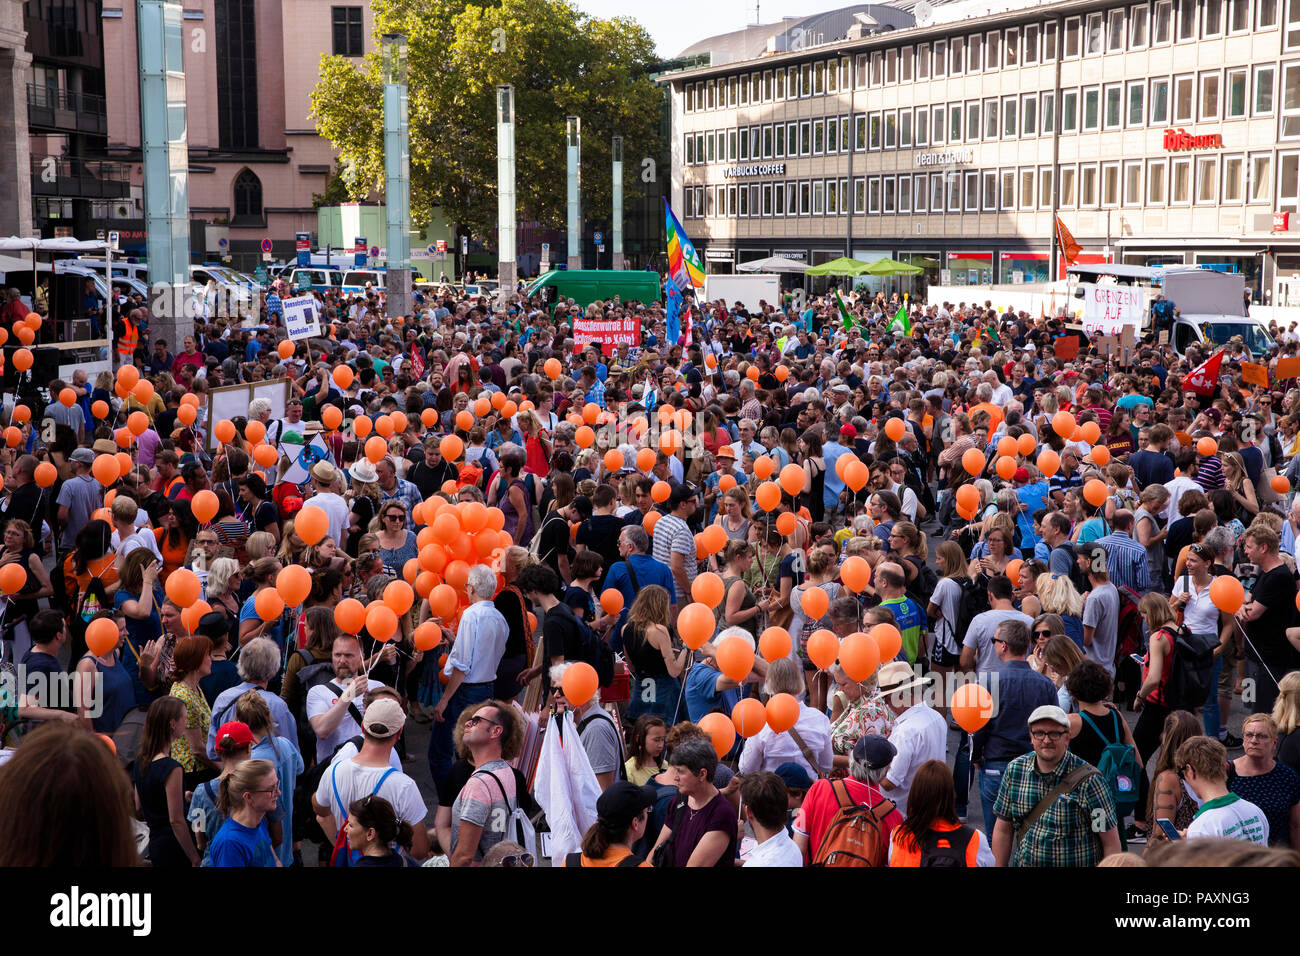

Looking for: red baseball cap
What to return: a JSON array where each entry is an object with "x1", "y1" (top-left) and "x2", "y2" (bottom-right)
[{"x1": 215, "y1": 721, "x2": 255, "y2": 751}]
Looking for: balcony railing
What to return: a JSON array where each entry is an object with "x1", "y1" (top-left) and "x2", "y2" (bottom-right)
[
  {"x1": 26, "y1": 84, "x2": 107, "y2": 136},
  {"x1": 30, "y1": 156, "x2": 131, "y2": 200}
]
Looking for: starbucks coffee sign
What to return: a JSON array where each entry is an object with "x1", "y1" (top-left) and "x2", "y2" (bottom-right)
[{"x1": 723, "y1": 163, "x2": 787, "y2": 179}]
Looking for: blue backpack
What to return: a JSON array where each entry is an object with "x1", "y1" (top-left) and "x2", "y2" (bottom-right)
[
  {"x1": 330, "y1": 765, "x2": 397, "y2": 867},
  {"x1": 1079, "y1": 710, "x2": 1141, "y2": 818}
]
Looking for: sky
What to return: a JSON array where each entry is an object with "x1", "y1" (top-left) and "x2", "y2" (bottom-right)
[{"x1": 572, "y1": 0, "x2": 858, "y2": 58}]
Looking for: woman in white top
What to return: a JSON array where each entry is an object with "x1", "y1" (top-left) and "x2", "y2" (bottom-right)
[{"x1": 737, "y1": 657, "x2": 832, "y2": 780}]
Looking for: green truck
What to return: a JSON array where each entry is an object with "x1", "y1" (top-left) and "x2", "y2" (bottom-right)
[{"x1": 525, "y1": 269, "x2": 662, "y2": 309}]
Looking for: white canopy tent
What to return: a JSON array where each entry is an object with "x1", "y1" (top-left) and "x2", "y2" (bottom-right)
[{"x1": 736, "y1": 255, "x2": 809, "y2": 274}]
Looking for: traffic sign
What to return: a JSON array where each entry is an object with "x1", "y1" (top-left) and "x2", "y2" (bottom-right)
[
  {"x1": 436, "y1": 239, "x2": 447, "y2": 253},
  {"x1": 108, "y1": 231, "x2": 119, "y2": 250},
  {"x1": 370, "y1": 246, "x2": 380, "y2": 258},
  {"x1": 541, "y1": 242, "x2": 550, "y2": 253},
  {"x1": 261, "y1": 238, "x2": 273, "y2": 253},
  {"x1": 593, "y1": 231, "x2": 603, "y2": 244},
  {"x1": 217, "y1": 237, "x2": 229, "y2": 249}
]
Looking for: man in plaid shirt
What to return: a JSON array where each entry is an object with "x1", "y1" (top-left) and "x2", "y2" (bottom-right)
[
  {"x1": 581, "y1": 365, "x2": 606, "y2": 410},
  {"x1": 992, "y1": 705, "x2": 1120, "y2": 867}
]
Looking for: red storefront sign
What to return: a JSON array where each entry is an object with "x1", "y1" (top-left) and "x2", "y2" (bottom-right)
[
  {"x1": 1163, "y1": 128, "x2": 1224, "y2": 151},
  {"x1": 1274, "y1": 212, "x2": 1290, "y2": 233}
]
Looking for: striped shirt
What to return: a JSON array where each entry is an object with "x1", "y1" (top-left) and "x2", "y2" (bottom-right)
[
  {"x1": 1195, "y1": 454, "x2": 1225, "y2": 492},
  {"x1": 1094, "y1": 530, "x2": 1151, "y2": 592},
  {"x1": 651, "y1": 513, "x2": 696, "y2": 603}
]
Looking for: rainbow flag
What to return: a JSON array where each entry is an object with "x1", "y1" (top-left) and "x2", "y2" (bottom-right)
[{"x1": 665, "y1": 198, "x2": 705, "y2": 290}]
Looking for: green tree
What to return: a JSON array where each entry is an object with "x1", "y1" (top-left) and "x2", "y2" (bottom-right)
[{"x1": 310, "y1": 0, "x2": 663, "y2": 246}]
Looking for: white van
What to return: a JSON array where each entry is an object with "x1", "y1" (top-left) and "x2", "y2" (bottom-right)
[
  {"x1": 341, "y1": 269, "x2": 386, "y2": 294},
  {"x1": 286, "y1": 267, "x2": 344, "y2": 291}
]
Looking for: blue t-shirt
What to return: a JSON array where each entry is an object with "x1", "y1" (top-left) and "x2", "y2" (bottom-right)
[
  {"x1": 209, "y1": 817, "x2": 278, "y2": 867},
  {"x1": 114, "y1": 584, "x2": 165, "y2": 707},
  {"x1": 604, "y1": 554, "x2": 677, "y2": 649},
  {"x1": 251, "y1": 735, "x2": 305, "y2": 867},
  {"x1": 685, "y1": 661, "x2": 741, "y2": 723},
  {"x1": 239, "y1": 594, "x2": 286, "y2": 656}
]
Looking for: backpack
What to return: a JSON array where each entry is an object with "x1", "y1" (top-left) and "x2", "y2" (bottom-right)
[
  {"x1": 810, "y1": 779, "x2": 894, "y2": 867},
  {"x1": 1114, "y1": 585, "x2": 1144, "y2": 660},
  {"x1": 528, "y1": 511, "x2": 568, "y2": 563},
  {"x1": 292, "y1": 733, "x2": 363, "y2": 843},
  {"x1": 1162, "y1": 624, "x2": 1219, "y2": 711},
  {"x1": 951, "y1": 577, "x2": 990, "y2": 643},
  {"x1": 288, "y1": 650, "x2": 337, "y2": 758},
  {"x1": 473, "y1": 768, "x2": 538, "y2": 857},
  {"x1": 918, "y1": 825, "x2": 975, "y2": 867},
  {"x1": 565, "y1": 851, "x2": 643, "y2": 867},
  {"x1": 1078, "y1": 709, "x2": 1142, "y2": 818},
  {"x1": 330, "y1": 763, "x2": 398, "y2": 867},
  {"x1": 904, "y1": 554, "x2": 939, "y2": 609},
  {"x1": 556, "y1": 602, "x2": 615, "y2": 687}
]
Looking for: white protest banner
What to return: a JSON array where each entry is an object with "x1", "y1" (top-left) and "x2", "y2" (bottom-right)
[
  {"x1": 572, "y1": 315, "x2": 640, "y2": 355},
  {"x1": 283, "y1": 294, "x2": 321, "y2": 341},
  {"x1": 1079, "y1": 282, "x2": 1146, "y2": 336}
]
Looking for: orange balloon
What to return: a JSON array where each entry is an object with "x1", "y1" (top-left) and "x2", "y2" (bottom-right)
[
  {"x1": 461, "y1": 502, "x2": 489, "y2": 534},
  {"x1": 91, "y1": 454, "x2": 119, "y2": 487},
  {"x1": 776, "y1": 511, "x2": 797, "y2": 535},
  {"x1": 322, "y1": 406, "x2": 343, "y2": 431},
  {"x1": 884, "y1": 418, "x2": 906, "y2": 442},
  {"x1": 636, "y1": 448, "x2": 656, "y2": 472},
  {"x1": 1271, "y1": 475, "x2": 1291, "y2": 494},
  {"x1": 714, "y1": 637, "x2": 755, "y2": 683},
  {"x1": 1090, "y1": 444, "x2": 1111, "y2": 466},
  {"x1": 759, "y1": 626, "x2": 792, "y2": 661},
  {"x1": 179, "y1": 393, "x2": 199, "y2": 409},
  {"x1": 1037, "y1": 449, "x2": 1060, "y2": 478},
  {"x1": 1080, "y1": 421, "x2": 1102, "y2": 444},
  {"x1": 956, "y1": 484, "x2": 981, "y2": 512},
  {"x1": 484, "y1": 509, "x2": 505, "y2": 533},
  {"x1": 698, "y1": 711, "x2": 737, "y2": 758},
  {"x1": 755, "y1": 481, "x2": 781, "y2": 512},
  {"x1": 423, "y1": 408, "x2": 440, "y2": 429},
  {"x1": 0, "y1": 327, "x2": 8, "y2": 345},
  {"x1": 253, "y1": 443, "x2": 279, "y2": 468},
  {"x1": 1052, "y1": 411, "x2": 1077, "y2": 438},
  {"x1": 0, "y1": 563, "x2": 27, "y2": 595},
  {"x1": 474, "y1": 397, "x2": 491, "y2": 418},
  {"x1": 1083, "y1": 479, "x2": 1108, "y2": 508},
  {"x1": 491, "y1": 391, "x2": 508, "y2": 412},
  {"x1": 181, "y1": 600, "x2": 212, "y2": 635},
  {"x1": 995, "y1": 436, "x2": 1016, "y2": 459},
  {"x1": 374, "y1": 415, "x2": 394, "y2": 439},
  {"x1": 165, "y1": 568, "x2": 201, "y2": 607},
  {"x1": 691, "y1": 572, "x2": 725, "y2": 608},
  {"x1": 677, "y1": 602, "x2": 715, "y2": 649},
  {"x1": 177, "y1": 403, "x2": 197, "y2": 426},
  {"x1": 440, "y1": 434, "x2": 464, "y2": 461},
  {"x1": 126, "y1": 411, "x2": 148, "y2": 436},
  {"x1": 16, "y1": 326, "x2": 33, "y2": 346},
  {"x1": 1005, "y1": 558, "x2": 1024, "y2": 586},
  {"x1": 91, "y1": 401, "x2": 108, "y2": 420},
  {"x1": 651, "y1": 480, "x2": 671, "y2": 503},
  {"x1": 843, "y1": 459, "x2": 869, "y2": 492},
  {"x1": 642, "y1": 511, "x2": 660, "y2": 534},
  {"x1": 659, "y1": 430, "x2": 682, "y2": 455},
  {"x1": 213, "y1": 419, "x2": 236, "y2": 444},
  {"x1": 1209, "y1": 575, "x2": 1244, "y2": 614},
  {"x1": 245, "y1": 420, "x2": 266, "y2": 444},
  {"x1": 116, "y1": 364, "x2": 139, "y2": 389},
  {"x1": 353, "y1": 415, "x2": 373, "y2": 439},
  {"x1": 432, "y1": 512, "x2": 461, "y2": 544},
  {"x1": 10, "y1": 405, "x2": 29, "y2": 424},
  {"x1": 1017, "y1": 433, "x2": 1036, "y2": 456},
  {"x1": 33, "y1": 462, "x2": 56, "y2": 488},
  {"x1": 732, "y1": 697, "x2": 767, "y2": 738},
  {"x1": 413, "y1": 621, "x2": 441, "y2": 651},
  {"x1": 995, "y1": 456, "x2": 1016, "y2": 481},
  {"x1": 806, "y1": 628, "x2": 839, "y2": 670},
  {"x1": 575, "y1": 425, "x2": 594, "y2": 448},
  {"x1": 85, "y1": 618, "x2": 119, "y2": 656},
  {"x1": 840, "y1": 555, "x2": 871, "y2": 593},
  {"x1": 544, "y1": 358, "x2": 561, "y2": 379},
  {"x1": 839, "y1": 632, "x2": 881, "y2": 682},
  {"x1": 3, "y1": 427, "x2": 20, "y2": 448},
  {"x1": 277, "y1": 339, "x2": 295, "y2": 360},
  {"x1": 800, "y1": 586, "x2": 829, "y2": 621},
  {"x1": 603, "y1": 449, "x2": 624, "y2": 472},
  {"x1": 561, "y1": 661, "x2": 600, "y2": 706},
  {"x1": 456, "y1": 410, "x2": 474, "y2": 432},
  {"x1": 779, "y1": 463, "x2": 805, "y2": 497},
  {"x1": 115, "y1": 452, "x2": 133, "y2": 479},
  {"x1": 775, "y1": 365, "x2": 790, "y2": 381},
  {"x1": 132, "y1": 380, "x2": 154, "y2": 405},
  {"x1": 950, "y1": 682, "x2": 995, "y2": 732},
  {"x1": 705, "y1": 353, "x2": 718, "y2": 369},
  {"x1": 365, "y1": 435, "x2": 388, "y2": 464},
  {"x1": 428, "y1": 584, "x2": 458, "y2": 619},
  {"x1": 443, "y1": 559, "x2": 470, "y2": 592},
  {"x1": 1070, "y1": 427, "x2": 1085, "y2": 443},
  {"x1": 383, "y1": 579, "x2": 415, "y2": 616},
  {"x1": 23, "y1": 312, "x2": 41, "y2": 330},
  {"x1": 962, "y1": 448, "x2": 985, "y2": 477},
  {"x1": 276, "y1": 565, "x2": 312, "y2": 607},
  {"x1": 718, "y1": 474, "x2": 736, "y2": 493},
  {"x1": 765, "y1": 693, "x2": 800, "y2": 733},
  {"x1": 333, "y1": 365, "x2": 354, "y2": 389},
  {"x1": 294, "y1": 504, "x2": 329, "y2": 545},
  {"x1": 57, "y1": 387, "x2": 76, "y2": 408},
  {"x1": 746, "y1": 365, "x2": 760, "y2": 382},
  {"x1": 599, "y1": 589, "x2": 625, "y2": 615},
  {"x1": 700, "y1": 524, "x2": 726, "y2": 555},
  {"x1": 334, "y1": 597, "x2": 367, "y2": 633},
  {"x1": 869, "y1": 623, "x2": 903, "y2": 662},
  {"x1": 365, "y1": 603, "x2": 399, "y2": 642},
  {"x1": 753, "y1": 455, "x2": 775, "y2": 480},
  {"x1": 254, "y1": 588, "x2": 285, "y2": 622},
  {"x1": 1197, "y1": 437, "x2": 1219, "y2": 457}
]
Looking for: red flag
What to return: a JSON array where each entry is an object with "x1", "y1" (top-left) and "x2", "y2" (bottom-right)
[
  {"x1": 1055, "y1": 216, "x2": 1082, "y2": 266},
  {"x1": 408, "y1": 345, "x2": 426, "y2": 380},
  {"x1": 1184, "y1": 350, "x2": 1225, "y2": 396}
]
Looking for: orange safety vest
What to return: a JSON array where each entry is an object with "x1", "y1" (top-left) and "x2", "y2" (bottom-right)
[{"x1": 118, "y1": 318, "x2": 139, "y2": 358}]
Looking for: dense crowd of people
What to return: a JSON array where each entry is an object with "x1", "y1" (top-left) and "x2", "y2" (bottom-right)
[{"x1": 0, "y1": 273, "x2": 1299, "y2": 869}]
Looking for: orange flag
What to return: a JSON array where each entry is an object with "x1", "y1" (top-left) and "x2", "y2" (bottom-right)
[
  {"x1": 1241, "y1": 362, "x2": 1270, "y2": 388},
  {"x1": 1055, "y1": 216, "x2": 1082, "y2": 266}
]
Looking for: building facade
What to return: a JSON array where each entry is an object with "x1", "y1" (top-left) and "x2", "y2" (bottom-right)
[
  {"x1": 102, "y1": 0, "x2": 374, "y2": 268},
  {"x1": 1, "y1": 0, "x2": 32, "y2": 236},
  {"x1": 664, "y1": 0, "x2": 1300, "y2": 303}
]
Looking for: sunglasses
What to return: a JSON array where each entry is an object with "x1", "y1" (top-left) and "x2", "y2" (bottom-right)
[
  {"x1": 464, "y1": 714, "x2": 500, "y2": 729},
  {"x1": 1034, "y1": 630, "x2": 1052, "y2": 638},
  {"x1": 498, "y1": 852, "x2": 535, "y2": 867}
]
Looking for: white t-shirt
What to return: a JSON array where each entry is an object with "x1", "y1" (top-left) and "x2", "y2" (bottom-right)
[
  {"x1": 306, "y1": 678, "x2": 387, "y2": 764},
  {"x1": 930, "y1": 576, "x2": 962, "y2": 654},
  {"x1": 314, "y1": 756, "x2": 427, "y2": 838},
  {"x1": 1171, "y1": 576, "x2": 1219, "y2": 635},
  {"x1": 113, "y1": 528, "x2": 163, "y2": 565},
  {"x1": 307, "y1": 491, "x2": 351, "y2": 546},
  {"x1": 744, "y1": 830, "x2": 804, "y2": 867},
  {"x1": 1186, "y1": 793, "x2": 1268, "y2": 845}
]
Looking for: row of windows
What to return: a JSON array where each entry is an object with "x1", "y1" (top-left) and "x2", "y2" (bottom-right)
[
  {"x1": 683, "y1": 66, "x2": 1281, "y2": 166},
  {"x1": 682, "y1": 0, "x2": 1292, "y2": 113},
  {"x1": 680, "y1": 154, "x2": 1273, "y2": 218}
]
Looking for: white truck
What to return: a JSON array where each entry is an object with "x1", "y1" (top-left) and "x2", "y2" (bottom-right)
[{"x1": 701, "y1": 273, "x2": 781, "y2": 313}]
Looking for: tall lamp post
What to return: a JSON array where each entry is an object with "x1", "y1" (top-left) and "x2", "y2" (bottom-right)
[
  {"x1": 612, "y1": 135, "x2": 624, "y2": 270},
  {"x1": 382, "y1": 33, "x2": 412, "y2": 319},
  {"x1": 497, "y1": 85, "x2": 517, "y2": 300},
  {"x1": 566, "y1": 116, "x2": 581, "y2": 270}
]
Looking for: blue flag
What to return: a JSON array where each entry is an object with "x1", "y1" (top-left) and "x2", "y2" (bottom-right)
[{"x1": 665, "y1": 278, "x2": 682, "y2": 346}]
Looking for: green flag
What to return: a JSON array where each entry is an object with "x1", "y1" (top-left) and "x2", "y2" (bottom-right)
[
  {"x1": 834, "y1": 289, "x2": 856, "y2": 330},
  {"x1": 890, "y1": 304, "x2": 911, "y2": 335}
]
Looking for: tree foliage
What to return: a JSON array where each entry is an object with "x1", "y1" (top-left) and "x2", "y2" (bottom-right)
[{"x1": 310, "y1": 0, "x2": 664, "y2": 244}]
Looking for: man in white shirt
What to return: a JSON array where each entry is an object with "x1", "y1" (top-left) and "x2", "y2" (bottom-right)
[
  {"x1": 306, "y1": 635, "x2": 387, "y2": 764},
  {"x1": 1179, "y1": 735, "x2": 1269, "y2": 845},
  {"x1": 959, "y1": 576, "x2": 1034, "y2": 676},
  {"x1": 741, "y1": 772, "x2": 804, "y2": 867},
  {"x1": 305, "y1": 460, "x2": 350, "y2": 549},
  {"x1": 110, "y1": 496, "x2": 163, "y2": 566},
  {"x1": 877, "y1": 661, "x2": 946, "y2": 814},
  {"x1": 1162, "y1": 450, "x2": 1203, "y2": 523}
]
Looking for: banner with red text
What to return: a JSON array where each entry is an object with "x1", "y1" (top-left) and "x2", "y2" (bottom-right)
[{"x1": 572, "y1": 315, "x2": 640, "y2": 355}]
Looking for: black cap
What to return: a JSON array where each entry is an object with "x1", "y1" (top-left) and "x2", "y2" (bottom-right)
[
  {"x1": 666, "y1": 482, "x2": 697, "y2": 510},
  {"x1": 595, "y1": 782, "x2": 657, "y2": 827}
]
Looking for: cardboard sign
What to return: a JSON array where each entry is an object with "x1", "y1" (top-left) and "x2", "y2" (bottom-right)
[
  {"x1": 283, "y1": 294, "x2": 322, "y2": 341},
  {"x1": 1275, "y1": 356, "x2": 1300, "y2": 381},
  {"x1": 572, "y1": 315, "x2": 640, "y2": 355},
  {"x1": 1241, "y1": 362, "x2": 1270, "y2": 388},
  {"x1": 1079, "y1": 282, "x2": 1145, "y2": 336}
]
